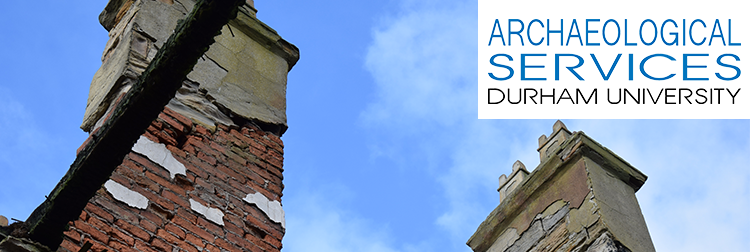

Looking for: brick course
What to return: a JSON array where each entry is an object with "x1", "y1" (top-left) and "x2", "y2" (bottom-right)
[{"x1": 58, "y1": 108, "x2": 285, "y2": 252}]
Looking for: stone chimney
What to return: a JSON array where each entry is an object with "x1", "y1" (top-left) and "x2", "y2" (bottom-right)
[
  {"x1": 48, "y1": 1, "x2": 299, "y2": 252},
  {"x1": 468, "y1": 121, "x2": 655, "y2": 252}
]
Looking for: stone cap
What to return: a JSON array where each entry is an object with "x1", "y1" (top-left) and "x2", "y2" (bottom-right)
[
  {"x1": 498, "y1": 161, "x2": 528, "y2": 189},
  {"x1": 497, "y1": 161, "x2": 530, "y2": 203},
  {"x1": 467, "y1": 130, "x2": 648, "y2": 252},
  {"x1": 537, "y1": 120, "x2": 573, "y2": 162}
]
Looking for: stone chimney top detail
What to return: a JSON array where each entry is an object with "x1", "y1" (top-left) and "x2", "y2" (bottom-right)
[
  {"x1": 469, "y1": 121, "x2": 654, "y2": 252},
  {"x1": 498, "y1": 160, "x2": 530, "y2": 203},
  {"x1": 537, "y1": 120, "x2": 573, "y2": 162}
]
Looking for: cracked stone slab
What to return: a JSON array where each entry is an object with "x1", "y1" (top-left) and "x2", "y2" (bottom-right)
[
  {"x1": 104, "y1": 180, "x2": 148, "y2": 209},
  {"x1": 541, "y1": 202, "x2": 570, "y2": 232},
  {"x1": 506, "y1": 220, "x2": 544, "y2": 252},
  {"x1": 243, "y1": 192, "x2": 285, "y2": 228},
  {"x1": 488, "y1": 228, "x2": 519, "y2": 252},
  {"x1": 131, "y1": 135, "x2": 186, "y2": 179},
  {"x1": 189, "y1": 198, "x2": 225, "y2": 226}
]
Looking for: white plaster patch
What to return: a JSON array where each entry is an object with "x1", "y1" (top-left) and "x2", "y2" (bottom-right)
[
  {"x1": 104, "y1": 180, "x2": 148, "y2": 209},
  {"x1": 267, "y1": 200, "x2": 286, "y2": 228},
  {"x1": 243, "y1": 192, "x2": 286, "y2": 228},
  {"x1": 131, "y1": 135, "x2": 186, "y2": 179},
  {"x1": 189, "y1": 198, "x2": 225, "y2": 226}
]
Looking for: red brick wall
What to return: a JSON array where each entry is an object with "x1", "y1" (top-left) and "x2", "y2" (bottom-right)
[{"x1": 59, "y1": 107, "x2": 285, "y2": 252}]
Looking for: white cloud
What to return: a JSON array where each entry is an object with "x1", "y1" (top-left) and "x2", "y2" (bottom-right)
[
  {"x1": 0, "y1": 88, "x2": 57, "y2": 221},
  {"x1": 0, "y1": 91, "x2": 47, "y2": 152},
  {"x1": 363, "y1": 0, "x2": 477, "y2": 131},
  {"x1": 363, "y1": 0, "x2": 750, "y2": 250},
  {"x1": 362, "y1": 0, "x2": 557, "y2": 249},
  {"x1": 282, "y1": 188, "x2": 404, "y2": 252}
]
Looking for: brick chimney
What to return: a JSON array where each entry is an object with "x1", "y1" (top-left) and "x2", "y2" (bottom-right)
[
  {"x1": 468, "y1": 121, "x2": 655, "y2": 252},
  {"x1": 52, "y1": 1, "x2": 298, "y2": 252}
]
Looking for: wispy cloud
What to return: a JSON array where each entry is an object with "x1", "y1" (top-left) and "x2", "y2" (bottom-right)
[
  {"x1": 362, "y1": 0, "x2": 750, "y2": 251},
  {"x1": 282, "y1": 184, "x2": 405, "y2": 252},
  {"x1": 362, "y1": 0, "x2": 538, "y2": 249},
  {"x1": 0, "y1": 88, "x2": 57, "y2": 220},
  {"x1": 362, "y1": 0, "x2": 476, "y2": 131}
]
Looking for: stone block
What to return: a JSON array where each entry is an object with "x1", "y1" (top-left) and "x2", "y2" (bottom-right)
[
  {"x1": 133, "y1": 0, "x2": 186, "y2": 48},
  {"x1": 529, "y1": 220, "x2": 569, "y2": 252},
  {"x1": 540, "y1": 201, "x2": 569, "y2": 232},
  {"x1": 199, "y1": 24, "x2": 289, "y2": 127},
  {"x1": 239, "y1": 36, "x2": 289, "y2": 84},
  {"x1": 488, "y1": 228, "x2": 519, "y2": 252},
  {"x1": 506, "y1": 220, "x2": 544, "y2": 252},
  {"x1": 187, "y1": 56, "x2": 228, "y2": 91},
  {"x1": 567, "y1": 192, "x2": 600, "y2": 234},
  {"x1": 83, "y1": 27, "x2": 141, "y2": 131},
  {"x1": 585, "y1": 158, "x2": 655, "y2": 252},
  {"x1": 167, "y1": 81, "x2": 234, "y2": 130}
]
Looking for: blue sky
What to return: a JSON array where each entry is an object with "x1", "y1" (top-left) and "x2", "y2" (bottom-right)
[{"x1": 1, "y1": 1, "x2": 749, "y2": 252}]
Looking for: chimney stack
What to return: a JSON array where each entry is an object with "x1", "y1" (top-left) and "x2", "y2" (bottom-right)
[
  {"x1": 44, "y1": 1, "x2": 300, "y2": 251},
  {"x1": 469, "y1": 121, "x2": 654, "y2": 252}
]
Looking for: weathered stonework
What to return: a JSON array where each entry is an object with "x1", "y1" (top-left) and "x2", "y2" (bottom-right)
[
  {"x1": 83, "y1": 0, "x2": 298, "y2": 134},
  {"x1": 468, "y1": 121, "x2": 654, "y2": 252},
  {"x1": 17, "y1": 1, "x2": 250, "y2": 249},
  {"x1": 48, "y1": 0, "x2": 296, "y2": 251},
  {"x1": 498, "y1": 161, "x2": 529, "y2": 203}
]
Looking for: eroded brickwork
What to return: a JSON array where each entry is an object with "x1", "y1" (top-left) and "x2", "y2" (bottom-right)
[{"x1": 59, "y1": 107, "x2": 285, "y2": 252}]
